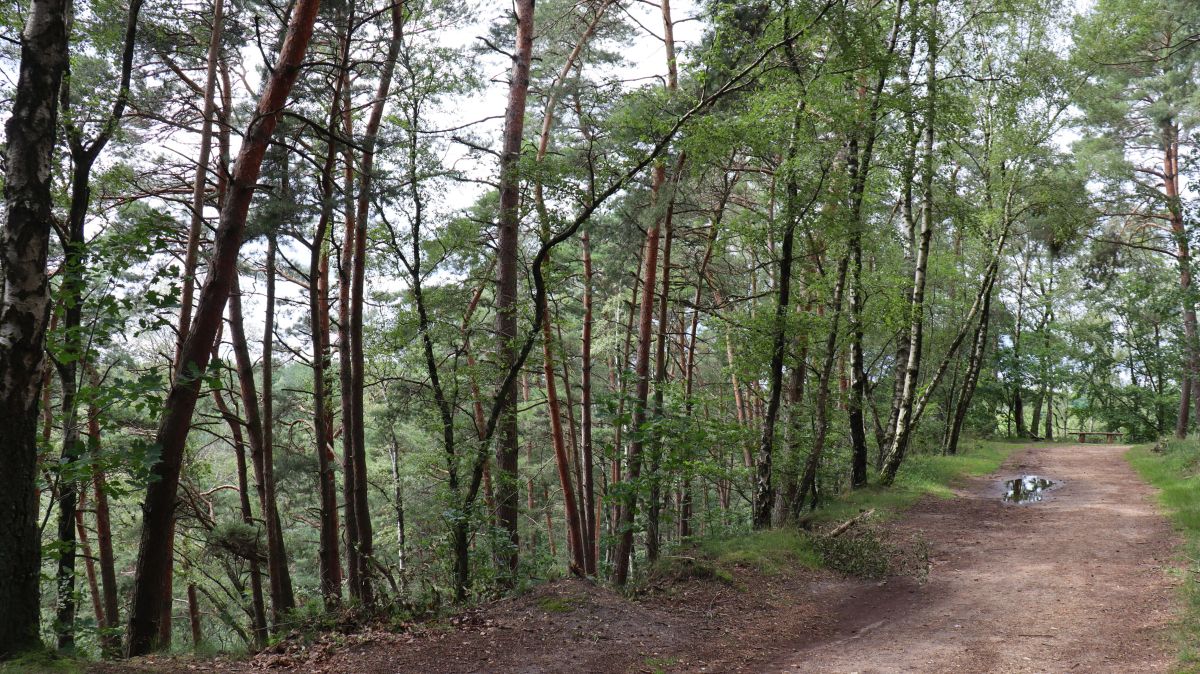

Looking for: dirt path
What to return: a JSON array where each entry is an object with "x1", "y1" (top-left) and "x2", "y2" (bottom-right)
[
  {"x1": 92, "y1": 443, "x2": 1180, "y2": 674},
  {"x1": 770, "y1": 442, "x2": 1179, "y2": 674}
]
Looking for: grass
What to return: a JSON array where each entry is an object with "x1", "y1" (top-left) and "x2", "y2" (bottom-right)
[
  {"x1": 810, "y1": 438, "x2": 1023, "y2": 527},
  {"x1": 644, "y1": 655, "x2": 679, "y2": 673},
  {"x1": 1127, "y1": 437, "x2": 1200, "y2": 671},
  {"x1": 692, "y1": 439, "x2": 1025, "y2": 576},
  {"x1": 696, "y1": 528, "x2": 823, "y2": 574}
]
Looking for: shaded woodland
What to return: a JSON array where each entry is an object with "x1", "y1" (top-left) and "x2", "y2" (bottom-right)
[{"x1": 0, "y1": 0, "x2": 1196, "y2": 660}]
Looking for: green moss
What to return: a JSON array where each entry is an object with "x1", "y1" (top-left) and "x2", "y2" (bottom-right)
[
  {"x1": 536, "y1": 596, "x2": 577, "y2": 613},
  {"x1": 0, "y1": 650, "x2": 84, "y2": 674},
  {"x1": 1127, "y1": 438, "x2": 1200, "y2": 671}
]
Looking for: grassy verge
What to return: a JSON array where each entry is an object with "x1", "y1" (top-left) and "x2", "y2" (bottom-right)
[
  {"x1": 1127, "y1": 437, "x2": 1200, "y2": 670},
  {"x1": 692, "y1": 438, "x2": 1026, "y2": 575},
  {"x1": 810, "y1": 438, "x2": 1025, "y2": 526}
]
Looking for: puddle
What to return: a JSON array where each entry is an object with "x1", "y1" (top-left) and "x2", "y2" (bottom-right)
[{"x1": 1002, "y1": 476, "x2": 1056, "y2": 503}]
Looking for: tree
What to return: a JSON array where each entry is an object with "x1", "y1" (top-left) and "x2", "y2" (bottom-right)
[
  {"x1": 0, "y1": 0, "x2": 70, "y2": 659},
  {"x1": 126, "y1": 0, "x2": 323, "y2": 653}
]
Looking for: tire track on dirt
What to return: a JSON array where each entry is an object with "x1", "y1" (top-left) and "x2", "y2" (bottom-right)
[{"x1": 769, "y1": 443, "x2": 1178, "y2": 674}]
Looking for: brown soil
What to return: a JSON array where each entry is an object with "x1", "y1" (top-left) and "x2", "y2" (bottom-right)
[
  {"x1": 92, "y1": 443, "x2": 1181, "y2": 674},
  {"x1": 771, "y1": 442, "x2": 1179, "y2": 674}
]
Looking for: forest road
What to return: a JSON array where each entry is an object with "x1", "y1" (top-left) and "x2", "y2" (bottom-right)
[{"x1": 769, "y1": 443, "x2": 1179, "y2": 674}]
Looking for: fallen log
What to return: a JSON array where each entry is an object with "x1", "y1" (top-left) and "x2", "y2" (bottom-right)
[{"x1": 827, "y1": 508, "x2": 876, "y2": 538}]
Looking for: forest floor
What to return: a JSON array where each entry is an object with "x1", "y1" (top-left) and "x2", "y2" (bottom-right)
[{"x1": 91, "y1": 442, "x2": 1182, "y2": 674}]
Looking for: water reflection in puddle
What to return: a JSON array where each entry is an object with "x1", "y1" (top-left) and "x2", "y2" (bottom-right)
[{"x1": 1003, "y1": 476, "x2": 1055, "y2": 503}]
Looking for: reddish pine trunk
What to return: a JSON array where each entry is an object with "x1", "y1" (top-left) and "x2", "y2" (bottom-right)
[
  {"x1": 187, "y1": 584, "x2": 202, "y2": 649},
  {"x1": 493, "y1": 0, "x2": 536, "y2": 583},
  {"x1": 338, "y1": 69, "x2": 362, "y2": 600},
  {"x1": 580, "y1": 230, "x2": 597, "y2": 573},
  {"x1": 540, "y1": 305, "x2": 587, "y2": 573},
  {"x1": 125, "y1": 0, "x2": 322, "y2": 654},
  {"x1": 259, "y1": 228, "x2": 295, "y2": 621},
  {"x1": 84, "y1": 377, "x2": 120, "y2": 657},
  {"x1": 73, "y1": 495, "x2": 104, "y2": 635},
  {"x1": 310, "y1": 57, "x2": 345, "y2": 608},
  {"x1": 614, "y1": 164, "x2": 666, "y2": 585}
]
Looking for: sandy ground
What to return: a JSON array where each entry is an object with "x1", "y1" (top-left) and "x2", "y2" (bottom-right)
[
  {"x1": 91, "y1": 443, "x2": 1181, "y2": 674},
  {"x1": 770, "y1": 442, "x2": 1179, "y2": 674}
]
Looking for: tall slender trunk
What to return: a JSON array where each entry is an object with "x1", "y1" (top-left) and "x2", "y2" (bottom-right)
[
  {"x1": 83, "y1": 371, "x2": 120, "y2": 657},
  {"x1": 945, "y1": 281, "x2": 993, "y2": 455},
  {"x1": 647, "y1": 155, "x2": 681, "y2": 556},
  {"x1": 226, "y1": 271, "x2": 286, "y2": 635},
  {"x1": 646, "y1": 0, "x2": 682, "y2": 564},
  {"x1": 211, "y1": 386, "x2": 268, "y2": 647},
  {"x1": 539, "y1": 299, "x2": 587, "y2": 572},
  {"x1": 880, "y1": 0, "x2": 937, "y2": 485},
  {"x1": 796, "y1": 256, "x2": 851, "y2": 511},
  {"x1": 387, "y1": 428, "x2": 407, "y2": 588},
  {"x1": 614, "y1": 164, "x2": 666, "y2": 585},
  {"x1": 259, "y1": 222, "x2": 295, "y2": 622},
  {"x1": 338, "y1": 58, "x2": 362, "y2": 600},
  {"x1": 846, "y1": 0, "x2": 905, "y2": 482},
  {"x1": 177, "y1": 0, "x2": 224, "y2": 362},
  {"x1": 310, "y1": 55, "x2": 344, "y2": 608},
  {"x1": 494, "y1": 0, "x2": 536, "y2": 582},
  {"x1": 752, "y1": 136, "x2": 802, "y2": 528},
  {"x1": 186, "y1": 584, "x2": 202, "y2": 649},
  {"x1": 73, "y1": 496, "x2": 103, "y2": 639},
  {"x1": 610, "y1": 259, "x2": 641, "y2": 551},
  {"x1": 125, "y1": 0, "x2": 322, "y2": 653},
  {"x1": 0, "y1": 0, "x2": 70, "y2": 657},
  {"x1": 580, "y1": 229, "x2": 597, "y2": 573},
  {"x1": 342, "y1": 0, "x2": 403, "y2": 604},
  {"x1": 1163, "y1": 119, "x2": 1198, "y2": 438},
  {"x1": 882, "y1": 17, "x2": 921, "y2": 464},
  {"x1": 682, "y1": 185, "x2": 730, "y2": 532}
]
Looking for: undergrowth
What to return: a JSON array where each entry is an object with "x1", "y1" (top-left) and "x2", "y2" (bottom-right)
[
  {"x1": 810, "y1": 439, "x2": 1021, "y2": 527},
  {"x1": 1127, "y1": 436, "x2": 1200, "y2": 671},
  {"x1": 681, "y1": 439, "x2": 1020, "y2": 582},
  {"x1": 0, "y1": 649, "x2": 84, "y2": 674}
]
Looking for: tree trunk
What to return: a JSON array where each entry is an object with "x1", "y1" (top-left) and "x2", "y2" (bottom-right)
[
  {"x1": 343, "y1": 0, "x2": 403, "y2": 605},
  {"x1": 258, "y1": 225, "x2": 295, "y2": 623},
  {"x1": 796, "y1": 256, "x2": 851, "y2": 512},
  {"x1": 177, "y1": 0, "x2": 224, "y2": 362},
  {"x1": 338, "y1": 68, "x2": 361, "y2": 601},
  {"x1": 945, "y1": 282, "x2": 994, "y2": 455},
  {"x1": 846, "y1": 0, "x2": 904, "y2": 482},
  {"x1": 494, "y1": 0, "x2": 536, "y2": 583},
  {"x1": 74, "y1": 497, "x2": 104, "y2": 640},
  {"x1": 187, "y1": 584, "x2": 202, "y2": 650},
  {"x1": 125, "y1": 0, "x2": 321, "y2": 653},
  {"x1": 614, "y1": 164, "x2": 666, "y2": 584},
  {"x1": 0, "y1": 0, "x2": 70, "y2": 657},
  {"x1": 211, "y1": 386, "x2": 268, "y2": 647},
  {"x1": 84, "y1": 374, "x2": 120, "y2": 657},
  {"x1": 539, "y1": 300, "x2": 587, "y2": 573},
  {"x1": 580, "y1": 229, "x2": 597, "y2": 573},
  {"x1": 646, "y1": 0, "x2": 682, "y2": 564},
  {"x1": 309, "y1": 55, "x2": 345, "y2": 609},
  {"x1": 880, "y1": 0, "x2": 937, "y2": 485},
  {"x1": 752, "y1": 142, "x2": 800, "y2": 527}
]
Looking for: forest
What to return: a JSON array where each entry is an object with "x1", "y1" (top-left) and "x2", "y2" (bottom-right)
[{"x1": 0, "y1": 0, "x2": 1196, "y2": 668}]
